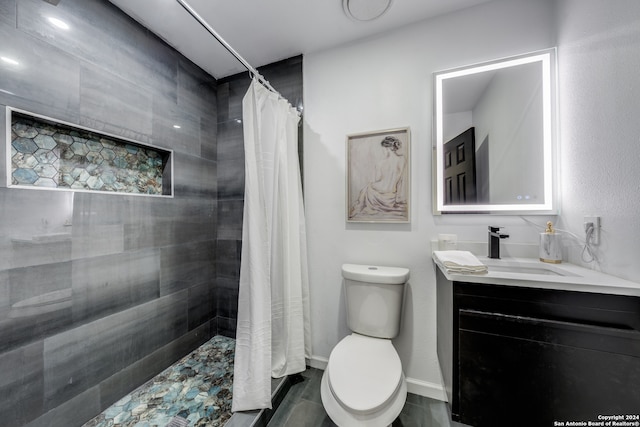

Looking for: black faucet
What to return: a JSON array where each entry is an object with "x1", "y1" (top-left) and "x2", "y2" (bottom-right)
[{"x1": 488, "y1": 226, "x2": 509, "y2": 259}]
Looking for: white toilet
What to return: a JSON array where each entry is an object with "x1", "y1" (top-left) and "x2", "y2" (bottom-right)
[{"x1": 320, "y1": 263, "x2": 410, "y2": 427}]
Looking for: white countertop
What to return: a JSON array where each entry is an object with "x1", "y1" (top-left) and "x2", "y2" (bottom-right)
[{"x1": 433, "y1": 253, "x2": 640, "y2": 297}]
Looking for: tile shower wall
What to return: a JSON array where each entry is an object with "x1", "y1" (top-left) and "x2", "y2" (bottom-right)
[
  {"x1": 0, "y1": 1, "x2": 217, "y2": 426},
  {"x1": 215, "y1": 56, "x2": 303, "y2": 338}
]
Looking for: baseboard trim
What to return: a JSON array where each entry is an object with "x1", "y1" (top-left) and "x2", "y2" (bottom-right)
[
  {"x1": 307, "y1": 355, "x2": 328, "y2": 370},
  {"x1": 405, "y1": 377, "x2": 447, "y2": 402},
  {"x1": 307, "y1": 355, "x2": 447, "y2": 402}
]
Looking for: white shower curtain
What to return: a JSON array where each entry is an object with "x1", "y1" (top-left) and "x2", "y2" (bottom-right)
[{"x1": 231, "y1": 78, "x2": 311, "y2": 412}]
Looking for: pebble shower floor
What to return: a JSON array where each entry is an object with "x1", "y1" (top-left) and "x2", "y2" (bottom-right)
[{"x1": 83, "y1": 335, "x2": 235, "y2": 427}]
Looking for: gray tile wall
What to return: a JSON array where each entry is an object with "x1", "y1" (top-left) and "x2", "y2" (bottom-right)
[
  {"x1": 0, "y1": 1, "x2": 217, "y2": 427},
  {"x1": 215, "y1": 56, "x2": 303, "y2": 338},
  {"x1": 0, "y1": 0, "x2": 302, "y2": 423}
]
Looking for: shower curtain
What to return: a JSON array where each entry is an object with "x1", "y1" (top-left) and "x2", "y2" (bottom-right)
[{"x1": 231, "y1": 78, "x2": 311, "y2": 412}]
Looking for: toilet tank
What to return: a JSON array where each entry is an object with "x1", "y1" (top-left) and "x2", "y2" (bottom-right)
[{"x1": 341, "y1": 264, "x2": 410, "y2": 339}]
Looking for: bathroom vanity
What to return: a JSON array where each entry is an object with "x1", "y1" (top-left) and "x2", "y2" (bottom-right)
[{"x1": 435, "y1": 256, "x2": 640, "y2": 427}]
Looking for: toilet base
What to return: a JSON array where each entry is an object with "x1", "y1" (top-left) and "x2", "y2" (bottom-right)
[{"x1": 320, "y1": 366, "x2": 407, "y2": 427}]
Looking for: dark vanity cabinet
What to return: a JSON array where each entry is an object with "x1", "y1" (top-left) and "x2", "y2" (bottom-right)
[{"x1": 436, "y1": 268, "x2": 640, "y2": 427}]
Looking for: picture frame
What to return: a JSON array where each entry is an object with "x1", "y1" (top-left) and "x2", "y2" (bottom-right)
[{"x1": 346, "y1": 127, "x2": 411, "y2": 223}]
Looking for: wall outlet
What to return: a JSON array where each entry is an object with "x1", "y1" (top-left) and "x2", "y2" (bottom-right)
[{"x1": 584, "y1": 216, "x2": 601, "y2": 245}]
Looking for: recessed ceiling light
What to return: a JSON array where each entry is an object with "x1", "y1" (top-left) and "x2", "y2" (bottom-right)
[
  {"x1": 47, "y1": 17, "x2": 70, "y2": 30},
  {"x1": 1, "y1": 56, "x2": 19, "y2": 66},
  {"x1": 343, "y1": 0, "x2": 393, "y2": 21}
]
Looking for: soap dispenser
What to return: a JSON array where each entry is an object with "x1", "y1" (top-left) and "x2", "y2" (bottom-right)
[{"x1": 539, "y1": 221, "x2": 562, "y2": 263}]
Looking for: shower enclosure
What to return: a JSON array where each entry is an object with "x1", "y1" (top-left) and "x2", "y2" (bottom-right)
[{"x1": 0, "y1": 0, "x2": 302, "y2": 426}]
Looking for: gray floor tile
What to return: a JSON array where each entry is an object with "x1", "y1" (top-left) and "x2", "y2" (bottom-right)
[
  {"x1": 275, "y1": 400, "x2": 335, "y2": 427},
  {"x1": 268, "y1": 367, "x2": 455, "y2": 427},
  {"x1": 224, "y1": 410, "x2": 260, "y2": 427},
  {"x1": 300, "y1": 380, "x2": 322, "y2": 405}
]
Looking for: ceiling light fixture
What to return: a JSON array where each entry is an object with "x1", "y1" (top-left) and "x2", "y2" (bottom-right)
[
  {"x1": 47, "y1": 17, "x2": 70, "y2": 30},
  {"x1": 343, "y1": 0, "x2": 393, "y2": 22},
  {"x1": 1, "y1": 56, "x2": 20, "y2": 66}
]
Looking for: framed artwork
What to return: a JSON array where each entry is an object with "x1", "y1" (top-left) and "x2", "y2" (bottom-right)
[{"x1": 346, "y1": 127, "x2": 411, "y2": 223}]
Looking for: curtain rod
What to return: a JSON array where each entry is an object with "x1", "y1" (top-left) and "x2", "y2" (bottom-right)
[{"x1": 175, "y1": 0, "x2": 281, "y2": 97}]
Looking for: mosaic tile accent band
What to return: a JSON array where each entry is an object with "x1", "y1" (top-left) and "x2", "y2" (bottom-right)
[{"x1": 10, "y1": 111, "x2": 171, "y2": 195}]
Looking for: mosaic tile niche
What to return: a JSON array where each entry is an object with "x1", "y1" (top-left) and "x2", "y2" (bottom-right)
[{"x1": 8, "y1": 110, "x2": 172, "y2": 196}]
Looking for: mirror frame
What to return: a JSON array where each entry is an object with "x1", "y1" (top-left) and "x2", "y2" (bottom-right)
[{"x1": 433, "y1": 48, "x2": 557, "y2": 214}]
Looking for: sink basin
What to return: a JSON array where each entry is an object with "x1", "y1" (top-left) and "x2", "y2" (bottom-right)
[
  {"x1": 484, "y1": 260, "x2": 580, "y2": 277},
  {"x1": 488, "y1": 264, "x2": 564, "y2": 276}
]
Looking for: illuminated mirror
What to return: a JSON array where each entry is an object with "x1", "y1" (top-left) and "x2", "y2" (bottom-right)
[{"x1": 433, "y1": 48, "x2": 557, "y2": 214}]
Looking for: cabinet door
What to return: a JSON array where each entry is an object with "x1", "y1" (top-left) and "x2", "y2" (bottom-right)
[{"x1": 459, "y1": 309, "x2": 640, "y2": 427}]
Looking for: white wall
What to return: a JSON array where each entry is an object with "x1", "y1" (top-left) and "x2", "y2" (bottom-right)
[
  {"x1": 303, "y1": 0, "x2": 556, "y2": 399},
  {"x1": 555, "y1": 0, "x2": 640, "y2": 281}
]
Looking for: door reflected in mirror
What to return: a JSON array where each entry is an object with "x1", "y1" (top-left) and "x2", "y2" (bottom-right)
[{"x1": 433, "y1": 49, "x2": 557, "y2": 214}]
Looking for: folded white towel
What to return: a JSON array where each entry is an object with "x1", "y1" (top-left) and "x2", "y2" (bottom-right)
[{"x1": 433, "y1": 250, "x2": 488, "y2": 274}]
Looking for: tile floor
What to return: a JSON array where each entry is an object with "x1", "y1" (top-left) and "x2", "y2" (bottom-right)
[
  {"x1": 267, "y1": 367, "x2": 466, "y2": 427},
  {"x1": 83, "y1": 336, "x2": 236, "y2": 427},
  {"x1": 82, "y1": 334, "x2": 466, "y2": 427}
]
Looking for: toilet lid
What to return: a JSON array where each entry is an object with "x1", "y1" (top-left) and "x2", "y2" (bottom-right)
[{"x1": 328, "y1": 334, "x2": 402, "y2": 414}]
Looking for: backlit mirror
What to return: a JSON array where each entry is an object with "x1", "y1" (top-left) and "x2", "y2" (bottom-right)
[{"x1": 433, "y1": 48, "x2": 557, "y2": 214}]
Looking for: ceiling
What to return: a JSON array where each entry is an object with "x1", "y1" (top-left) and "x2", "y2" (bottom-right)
[{"x1": 108, "y1": 0, "x2": 494, "y2": 79}]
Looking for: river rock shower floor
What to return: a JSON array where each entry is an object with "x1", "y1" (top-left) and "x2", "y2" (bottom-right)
[{"x1": 83, "y1": 335, "x2": 235, "y2": 427}]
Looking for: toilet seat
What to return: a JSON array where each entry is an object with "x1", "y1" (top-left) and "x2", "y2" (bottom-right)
[{"x1": 327, "y1": 334, "x2": 403, "y2": 414}]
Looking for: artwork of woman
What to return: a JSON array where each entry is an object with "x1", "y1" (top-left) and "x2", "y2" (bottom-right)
[{"x1": 348, "y1": 134, "x2": 409, "y2": 222}]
